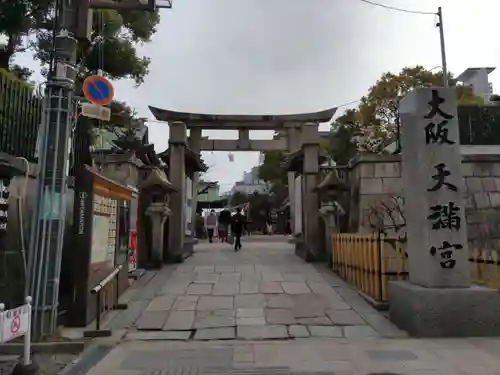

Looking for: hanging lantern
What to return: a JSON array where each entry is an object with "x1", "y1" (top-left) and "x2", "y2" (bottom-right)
[{"x1": 228, "y1": 153, "x2": 234, "y2": 162}]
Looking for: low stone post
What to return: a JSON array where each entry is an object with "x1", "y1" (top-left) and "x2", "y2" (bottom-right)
[
  {"x1": 145, "y1": 203, "x2": 171, "y2": 268},
  {"x1": 389, "y1": 87, "x2": 500, "y2": 337}
]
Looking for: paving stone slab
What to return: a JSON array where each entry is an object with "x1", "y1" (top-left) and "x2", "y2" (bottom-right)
[
  {"x1": 197, "y1": 296, "x2": 234, "y2": 310},
  {"x1": 187, "y1": 283, "x2": 213, "y2": 295},
  {"x1": 296, "y1": 316, "x2": 332, "y2": 326},
  {"x1": 162, "y1": 311, "x2": 195, "y2": 331},
  {"x1": 237, "y1": 308, "x2": 264, "y2": 318},
  {"x1": 194, "y1": 266, "x2": 215, "y2": 273},
  {"x1": 172, "y1": 296, "x2": 199, "y2": 311},
  {"x1": 219, "y1": 273, "x2": 242, "y2": 283},
  {"x1": 145, "y1": 296, "x2": 175, "y2": 311},
  {"x1": 266, "y1": 295, "x2": 294, "y2": 309},
  {"x1": 343, "y1": 325, "x2": 380, "y2": 339},
  {"x1": 237, "y1": 317, "x2": 266, "y2": 326},
  {"x1": 194, "y1": 314, "x2": 236, "y2": 329},
  {"x1": 136, "y1": 311, "x2": 170, "y2": 330},
  {"x1": 161, "y1": 282, "x2": 190, "y2": 295},
  {"x1": 239, "y1": 282, "x2": 259, "y2": 294},
  {"x1": 237, "y1": 325, "x2": 288, "y2": 340},
  {"x1": 235, "y1": 294, "x2": 266, "y2": 308},
  {"x1": 212, "y1": 283, "x2": 239, "y2": 295},
  {"x1": 194, "y1": 327, "x2": 236, "y2": 340},
  {"x1": 308, "y1": 325, "x2": 343, "y2": 338},
  {"x1": 261, "y1": 272, "x2": 284, "y2": 282},
  {"x1": 195, "y1": 273, "x2": 220, "y2": 284},
  {"x1": 265, "y1": 309, "x2": 297, "y2": 325},
  {"x1": 215, "y1": 266, "x2": 235, "y2": 273},
  {"x1": 126, "y1": 331, "x2": 191, "y2": 340},
  {"x1": 282, "y1": 274, "x2": 307, "y2": 282},
  {"x1": 260, "y1": 281, "x2": 284, "y2": 294},
  {"x1": 325, "y1": 309, "x2": 367, "y2": 326},
  {"x1": 281, "y1": 281, "x2": 311, "y2": 294},
  {"x1": 288, "y1": 325, "x2": 310, "y2": 338}
]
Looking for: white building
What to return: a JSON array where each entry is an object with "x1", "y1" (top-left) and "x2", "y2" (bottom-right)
[
  {"x1": 230, "y1": 166, "x2": 268, "y2": 195},
  {"x1": 456, "y1": 67, "x2": 495, "y2": 104}
]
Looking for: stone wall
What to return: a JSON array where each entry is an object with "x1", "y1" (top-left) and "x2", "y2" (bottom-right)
[{"x1": 348, "y1": 153, "x2": 500, "y2": 249}]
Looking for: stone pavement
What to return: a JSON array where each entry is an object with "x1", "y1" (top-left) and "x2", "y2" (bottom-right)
[
  {"x1": 77, "y1": 238, "x2": 500, "y2": 375},
  {"x1": 107, "y1": 238, "x2": 406, "y2": 340}
]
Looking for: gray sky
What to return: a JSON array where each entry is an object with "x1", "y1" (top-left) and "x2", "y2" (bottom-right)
[{"x1": 15, "y1": 0, "x2": 500, "y2": 192}]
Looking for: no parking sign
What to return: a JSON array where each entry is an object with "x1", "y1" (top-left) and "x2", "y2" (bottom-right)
[{"x1": 1, "y1": 304, "x2": 29, "y2": 343}]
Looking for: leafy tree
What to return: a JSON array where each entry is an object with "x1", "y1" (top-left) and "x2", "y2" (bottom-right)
[
  {"x1": 230, "y1": 191, "x2": 248, "y2": 207},
  {"x1": 329, "y1": 109, "x2": 363, "y2": 165},
  {"x1": 329, "y1": 65, "x2": 485, "y2": 161},
  {"x1": 0, "y1": 0, "x2": 52, "y2": 69},
  {"x1": 35, "y1": 8, "x2": 160, "y2": 86},
  {"x1": 258, "y1": 150, "x2": 287, "y2": 184}
]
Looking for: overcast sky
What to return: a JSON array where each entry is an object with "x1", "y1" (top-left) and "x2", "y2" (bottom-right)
[{"x1": 15, "y1": 0, "x2": 500, "y2": 192}]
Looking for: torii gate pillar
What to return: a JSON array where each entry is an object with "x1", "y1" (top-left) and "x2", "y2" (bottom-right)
[{"x1": 168, "y1": 121, "x2": 187, "y2": 262}]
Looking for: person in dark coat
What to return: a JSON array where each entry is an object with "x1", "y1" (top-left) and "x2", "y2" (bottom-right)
[{"x1": 231, "y1": 208, "x2": 246, "y2": 251}]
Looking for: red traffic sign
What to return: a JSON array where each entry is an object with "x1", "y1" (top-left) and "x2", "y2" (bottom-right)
[
  {"x1": 10, "y1": 315, "x2": 20, "y2": 334},
  {"x1": 82, "y1": 75, "x2": 114, "y2": 105}
]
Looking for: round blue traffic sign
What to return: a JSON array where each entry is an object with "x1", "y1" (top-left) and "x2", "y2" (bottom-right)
[{"x1": 82, "y1": 75, "x2": 114, "y2": 105}]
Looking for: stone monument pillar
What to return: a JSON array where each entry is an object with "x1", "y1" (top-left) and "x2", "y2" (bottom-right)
[
  {"x1": 168, "y1": 121, "x2": 187, "y2": 262},
  {"x1": 189, "y1": 128, "x2": 202, "y2": 241},
  {"x1": 146, "y1": 203, "x2": 171, "y2": 268},
  {"x1": 301, "y1": 122, "x2": 322, "y2": 261},
  {"x1": 389, "y1": 87, "x2": 500, "y2": 337}
]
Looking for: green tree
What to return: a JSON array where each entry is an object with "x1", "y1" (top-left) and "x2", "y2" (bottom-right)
[
  {"x1": 329, "y1": 109, "x2": 363, "y2": 165},
  {"x1": 230, "y1": 191, "x2": 248, "y2": 207},
  {"x1": 35, "y1": 8, "x2": 160, "y2": 85},
  {"x1": 0, "y1": 0, "x2": 52, "y2": 69},
  {"x1": 258, "y1": 150, "x2": 287, "y2": 184},
  {"x1": 329, "y1": 65, "x2": 485, "y2": 162}
]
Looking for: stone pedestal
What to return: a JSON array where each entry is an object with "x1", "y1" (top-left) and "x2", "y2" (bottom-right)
[
  {"x1": 145, "y1": 202, "x2": 171, "y2": 268},
  {"x1": 319, "y1": 204, "x2": 337, "y2": 267},
  {"x1": 168, "y1": 121, "x2": 187, "y2": 263},
  {"x1": 389, "y1": 87, "x2": 500, "y2": 337}
]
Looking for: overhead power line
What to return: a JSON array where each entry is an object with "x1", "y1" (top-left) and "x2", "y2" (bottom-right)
[{"x1": 356, "y1": 0, "x2": 436, "y2": 15}]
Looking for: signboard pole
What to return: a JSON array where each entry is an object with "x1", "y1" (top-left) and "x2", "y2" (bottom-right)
[
  {"x1": 24, "y1": 296, "x2": 32, "y2": 366},
  {"x1": 0, "y1": 302, "x2": 4, "y2": 344}
]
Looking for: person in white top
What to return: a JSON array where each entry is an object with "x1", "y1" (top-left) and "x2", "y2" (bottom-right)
[{"x1": 205, "y1": 210, "x2": 217, "y2": 243}]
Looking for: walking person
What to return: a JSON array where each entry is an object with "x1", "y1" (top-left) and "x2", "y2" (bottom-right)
[
  {"x1": 205, "y1": 210, "x2": 217, "y2": 243},
  {"x1": 231, "y1": 208, "x2": 246, "y2": 251},
  {"x1": 218, "y1": 208, "x2": 231, "y2": 242}
]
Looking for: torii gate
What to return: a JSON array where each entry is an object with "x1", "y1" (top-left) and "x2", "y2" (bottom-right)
[{"x1": 148, "y1": 106, "x2": 336, "y2": 261}]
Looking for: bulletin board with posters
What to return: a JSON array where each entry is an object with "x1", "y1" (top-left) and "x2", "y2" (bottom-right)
[{"x1": 70, "y1": 166, "x2": 135, "y2": 326}]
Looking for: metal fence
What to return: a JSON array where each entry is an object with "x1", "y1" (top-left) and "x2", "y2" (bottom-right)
[{"x1": 0, "y1": 69, "x2": 43, "y2": 161}]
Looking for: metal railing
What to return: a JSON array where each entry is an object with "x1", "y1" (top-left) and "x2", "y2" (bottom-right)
[
  {"x1": 0, "y1": 69, "x2": 43, "y2": 161},
  {"x1": 83, "y1": 265, "x2": 128, "y2": 338}
]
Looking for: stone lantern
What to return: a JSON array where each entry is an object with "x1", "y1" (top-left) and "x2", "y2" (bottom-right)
[
  {"x1": 141, "y1": 167, "x2": 177, "y2": 268},
  {"x1": 315, "y1": 169, "x2": 349, "y2": 267}
]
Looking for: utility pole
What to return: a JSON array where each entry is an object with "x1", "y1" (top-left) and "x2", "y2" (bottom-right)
[
  {"x1": 27, "y1": 0, "x2": 171, "y2": 339},
  {"x1": 436, "y1": 6, "x2": 448, "y2": 87}
]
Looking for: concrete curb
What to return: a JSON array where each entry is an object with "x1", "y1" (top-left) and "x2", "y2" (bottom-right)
[{"x1": 0, "y1": 342, "x2": 86, "y2": 355}]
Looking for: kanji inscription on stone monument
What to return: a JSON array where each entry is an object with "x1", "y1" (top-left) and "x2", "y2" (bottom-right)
[{"x1": 399, "y1": 87, "x2": 469, "y2": 288}]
